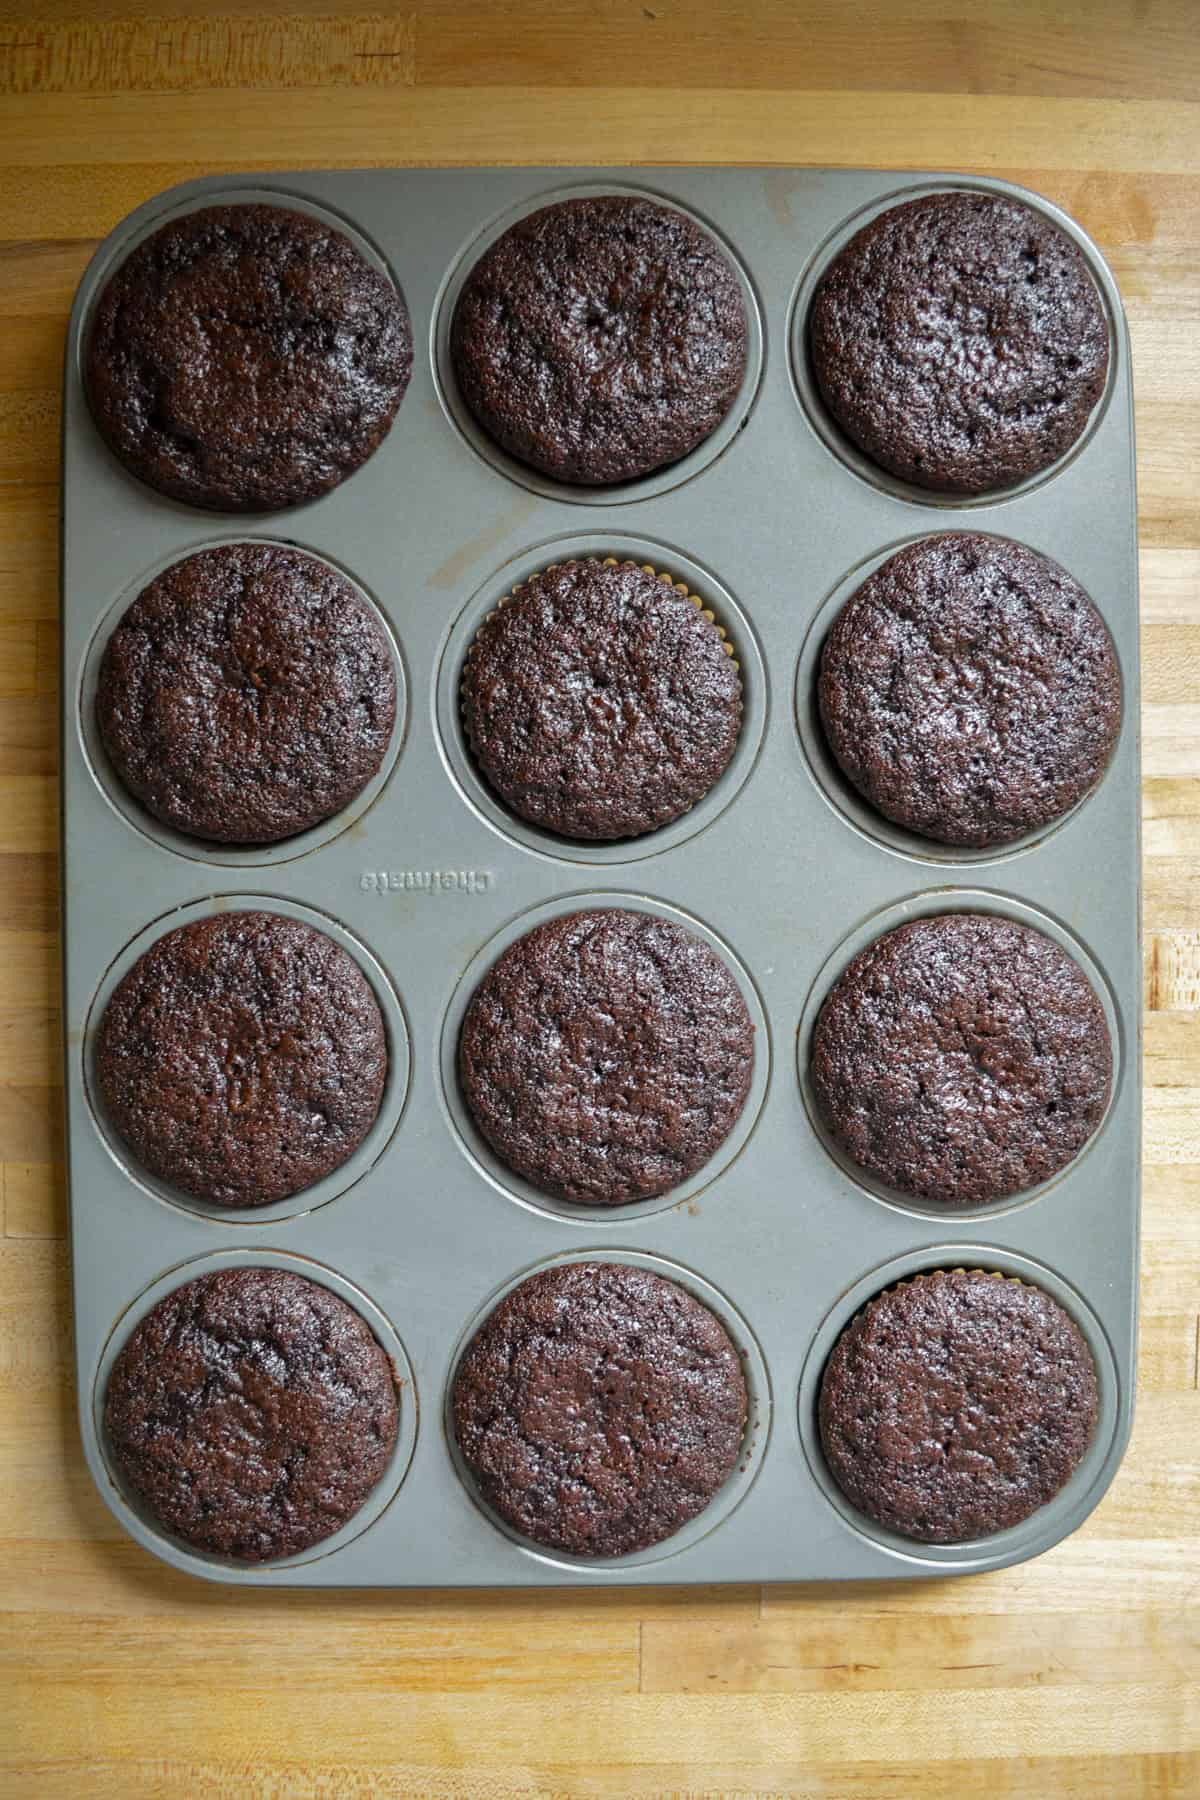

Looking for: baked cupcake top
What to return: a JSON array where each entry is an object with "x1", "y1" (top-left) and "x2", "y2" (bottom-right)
[
  {"x1": 462, "y1": 559, "x2": 742, "y2": 840},
  {"x1": 86, "y1": 203, "x2": 412, "y2": 511},
  {"x1": 810, "y1": 913, "x2": 1111, "y2": 1205},
  {"x1": 819, "y1": 1269, "x2": 1099, "y2": 1542},
  {"x1": 810, "y1": 190, "x2": 1109, "y2": 493},
  {"x1": 818, "y1": 533, "x2": 1121, "y2": 847},
  {"x1": 451, "y1": 195, "x2": 748, "y2": 485},
  {"x1": 98, "y1": 542, "x2": 397, "y2": 845},
  {"x1": 97, "y1": 911, "x2": 387, "y2": 1206},
  {"x1": 104, "y1": 1266, "x2": 398, "y2": 1561},
  {"x1": 459, "y1": 908, "x2": 755, "y2": 1205},
  {"x1": 452, "y1": 1260, "x2": 747, "y2": 1556}
]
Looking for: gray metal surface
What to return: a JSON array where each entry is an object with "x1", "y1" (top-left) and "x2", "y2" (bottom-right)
[{"x1": 60, "y1": 166, "x2": 1141, "y2": 1587}]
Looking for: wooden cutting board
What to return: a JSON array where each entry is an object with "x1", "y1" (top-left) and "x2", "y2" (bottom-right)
[{"x1": 0, "y1": 3, "x2": 1196, "y2": 1794}]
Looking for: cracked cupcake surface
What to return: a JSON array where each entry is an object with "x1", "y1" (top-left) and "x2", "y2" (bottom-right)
[
  {"x1": 810, "y1": 913, "x2": 1111, "y2": 1205},
  {"x1": 819, "y1": 1269, "x2": 1099, "y2": 1543},
  {"x1": 461, "y1": 559, "x2": 742, "y2": 840},
  {"x1": 458, "y1": 908, "x2": 755, "y2": 1206},
  {"x1": 452, "y1": 1260, "x2": 748, "y2": 1556},
  {"x1": 105, "y1": 1266, "x2": 399, "y2": 1561},
  {"x1": 98, "y1": 542, "x2": 397, "y2": 845},
  {"x1": 451, "y1": 195, "x2": 748, "y2": 485},
  {"x1": 818, "y1": 533, "x2": 1121, "y2": 847},
  {"x1": 810, "y1": 190, "x2": 1109, "y2": 493},
  {"x1": 97, "y1": 911, "x2": 387, "y2": 1206},
  {"x1": 86, "y1": 202, "x2": 412, "y2": 511}
]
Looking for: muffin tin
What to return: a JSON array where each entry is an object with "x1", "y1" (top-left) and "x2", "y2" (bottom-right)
[{"x1": 61, "y1": 166, "x2": 1140, "y2": 1586}]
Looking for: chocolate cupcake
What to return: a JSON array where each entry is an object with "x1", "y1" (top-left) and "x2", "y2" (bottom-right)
[
  {"x1": 105, "y1": 1266, "x2": 399, "y2": 1560},
  {"x1": 451, "y1": 195, "x2": 748, "y2": 485},
  {"x1": 97, "y1": 911, "x2": 387, "y2": 1206},
  {"x1": 86, "y1": 203, "x2": 412, "y2": 511},
  {"x1": 98, "y1": 542, "x2": 397, "y2": 845},
  {"x1": 810, "y1": 190, "x2": 1109, "y2": 493},
  {"x1": 452, "y1": 1260, "x2": 747, "y2": 1556},
  {"x1": 810, "y1": 913, "x2": 1111, "y2": 1205},
  {"x1": 459, "y1": 908, "x2": 755, "y2": 1205},
  {"x1": 818, "y1": 533, "x2": 1121, "y2": 847},
  {"x1": 819, "y1": 1270, "x2": 1099, "y2": 1543},
  {"x1": 461, "y1": 558, "x2": 742, "y2": 840}
]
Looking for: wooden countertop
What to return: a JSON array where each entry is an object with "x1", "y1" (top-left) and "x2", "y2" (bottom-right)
[{"x1": 1, "y1": 4, "x2": 1197, "y2": 1794}]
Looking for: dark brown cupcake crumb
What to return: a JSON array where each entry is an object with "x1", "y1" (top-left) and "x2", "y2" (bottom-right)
[
  {"x1": 819, "y1": 1269, "x2": 1099, "y2": 1543},
  {"x1": 86, "y1": 202, "x2": 412, "y2": 511},
  {"x1": 98, "y1": 542, "x2": 396, "y2": 845},
  {"x1": 452, "y1": 195, "x2": 747, "y2": 485},
  {"x1": 453, "y1": 1260, "x2": 747, "y2": 1556},
  {"x1": 810, "y1": 912, "x2": 1111, "y2": 1205},
  {"x1": 459, "y1": 908, "x2": 755, "y2": 1205},
  {"x1": 462, "y1": 559, "x2": 742, "y2": 840},
  {"x1": 105, "y1": 1266, "x2": 398, "y2": 1561},
  {"x1": 810, "y1": 190, "x2": 1109, "y2": 493},
  {"x1": 818, "y1": 533, "x2": 1121, "y2": 847},
  {"x1": 97, "y1": 911, "x2": 387, "y2": 1206}
]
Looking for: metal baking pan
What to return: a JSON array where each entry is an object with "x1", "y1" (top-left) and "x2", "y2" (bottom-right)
[{"x1": 60, "y1": 166, "x2": 1140, "y2": 1586}]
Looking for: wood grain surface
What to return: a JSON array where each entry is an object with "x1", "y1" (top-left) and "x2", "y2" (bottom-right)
[{"x1": 1, "y1": 3, "x2": 1197, "y2": 1795}]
